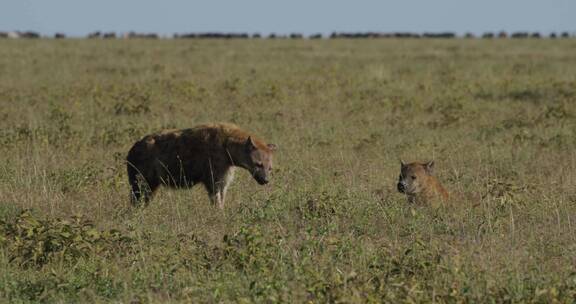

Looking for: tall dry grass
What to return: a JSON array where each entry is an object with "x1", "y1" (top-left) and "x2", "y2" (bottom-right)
[{"x1": 0, "y1": 38, "x2": 575, "y2": 302}]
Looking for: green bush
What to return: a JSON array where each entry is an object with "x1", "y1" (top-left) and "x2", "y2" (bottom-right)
[{"x1": 0, "y1": 210, "x2": 132, "y2": 268}]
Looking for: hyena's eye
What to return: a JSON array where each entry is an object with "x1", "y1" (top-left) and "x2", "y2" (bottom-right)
[
  {"x1": 255, "y1": 162, "x2": 264, "y2": 168},
  {"x1": 411, "y1": 175, "x2": 417, "y2": 180}
]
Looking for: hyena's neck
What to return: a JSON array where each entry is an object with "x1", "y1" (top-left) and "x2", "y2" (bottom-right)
[
  {"x1": 411, "y1": 177, "x2": 448, "y2": 204},
  {"x1": 223, "y1": 139, "x2": 247, "y2": 168},
  {"x1": 426, "y1": 177, "x2": 449, "y2": 201},
  {"x1": 407, "y1": 192, "x2": 429, "y2": 204}
]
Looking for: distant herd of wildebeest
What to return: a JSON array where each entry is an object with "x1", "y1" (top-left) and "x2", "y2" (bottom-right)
[{"x1": 1, "y1": 30, "x2": 575, "y2": 40}]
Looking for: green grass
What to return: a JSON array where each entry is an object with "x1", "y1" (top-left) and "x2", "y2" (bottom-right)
[{"x1": 1, "y1": 38, "x2": 576, "y2": 302}]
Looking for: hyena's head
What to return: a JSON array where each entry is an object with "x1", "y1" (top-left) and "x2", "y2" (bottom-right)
[
  {"x1": 243, "y1": 136, "x2": 277, "y2": 185},
  {"x1": 397, "y1": 160, "x2": 434, "y2": 195}
]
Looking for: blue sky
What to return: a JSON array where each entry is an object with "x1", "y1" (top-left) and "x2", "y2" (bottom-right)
[{"x1": 2, "y1": 0, "x2": 575, "y2": 37}]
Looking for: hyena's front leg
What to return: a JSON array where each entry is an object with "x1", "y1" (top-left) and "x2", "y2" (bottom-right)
[
  {"x1": 218, "y1": 168, "x2": 235, "y2": 209},
  {"x1": 205, "y1": 183, "x2": 223, "y2": 209},
  {"x1": 205, "y1": 168, "x2": 235, "y2": 209}
]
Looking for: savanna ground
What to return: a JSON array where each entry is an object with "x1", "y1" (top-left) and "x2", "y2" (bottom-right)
[{"x1": 0, "y1": 38, "x2": 576, "y2": 303}]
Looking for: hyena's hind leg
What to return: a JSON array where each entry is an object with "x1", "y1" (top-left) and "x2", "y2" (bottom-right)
[
  {"x1": 128, "y1": 165, "x2": 160, "y2": 207},
  {"x1": 130, "y1": 175, "x2": 160, "y2": 206}
]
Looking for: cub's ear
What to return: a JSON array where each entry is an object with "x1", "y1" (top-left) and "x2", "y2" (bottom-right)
[
  {"x1": 400, "y1": 159, "x2": 406, "y2": 168},
  {"x1": 267, "y1": 143, "x2": 278, "y2": 151},
  {"x1": 245, "y1": 136, "x2": 257, "y2": 152},
  {"x1": 424, "y1": 161, "x2": 435, "y2": 174}
]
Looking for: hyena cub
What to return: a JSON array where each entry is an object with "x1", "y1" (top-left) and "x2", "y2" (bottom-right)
[
  {"x1": 397, "y1": 160, "x2": 449, "y2": 204},
  {"x1": 126, "y1": 123, "x2": 277, "y2": 209}
]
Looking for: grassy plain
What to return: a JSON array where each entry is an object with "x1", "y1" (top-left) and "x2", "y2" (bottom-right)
[{"x1": 0, "y1": 38, "x2": 576, "y2": 303}]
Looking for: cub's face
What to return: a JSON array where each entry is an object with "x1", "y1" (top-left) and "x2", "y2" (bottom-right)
[
  {"x1": 245, "y1": 137, "x2": 277, "y2": 185},
  {"x1": 397, "y1": 161, "x2": 434, "y2": 195}
]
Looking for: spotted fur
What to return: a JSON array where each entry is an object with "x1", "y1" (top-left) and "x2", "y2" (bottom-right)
[{"x1": 126, "y1": 123, "x2": 277, "y2": 209}]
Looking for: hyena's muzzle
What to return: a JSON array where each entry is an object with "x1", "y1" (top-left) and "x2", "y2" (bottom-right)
[{"x1": 251, "y1": 167, "x2": 270, "y2": 185}]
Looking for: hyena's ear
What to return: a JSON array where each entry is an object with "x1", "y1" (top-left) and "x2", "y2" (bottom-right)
[
  {"x1": 424, "y1": 161, "x2": 435, "y2": 175},
  {"x1": 267, "y1": 143, "x2": 278, "y2": 151},
  {"x1": 245, "y1": 136, "x2": 257, "y2": 152},
  {"x1": 400, "y1": 159, "x2": 406, "y2": 168}
]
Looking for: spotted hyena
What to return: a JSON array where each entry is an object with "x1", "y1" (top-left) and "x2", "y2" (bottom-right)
[
  {"x1": 126, "y1": 123, "x2": 277, "y2": 209},
  {"x1": 397, "y1": 160, "x2": 449, "y2": 205}
]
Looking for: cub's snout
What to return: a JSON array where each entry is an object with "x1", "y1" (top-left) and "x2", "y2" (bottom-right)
[{"x1": 397, "y1": 182, "x2": 406, "y2": 193}]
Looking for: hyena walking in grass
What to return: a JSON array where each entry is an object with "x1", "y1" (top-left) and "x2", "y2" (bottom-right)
[
  {"x1": 126, "y1": 123, "x2": 277, "y2": 209},
  {"x1": 397, "y1": 160, "x2": 449, "y2": 205}
]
